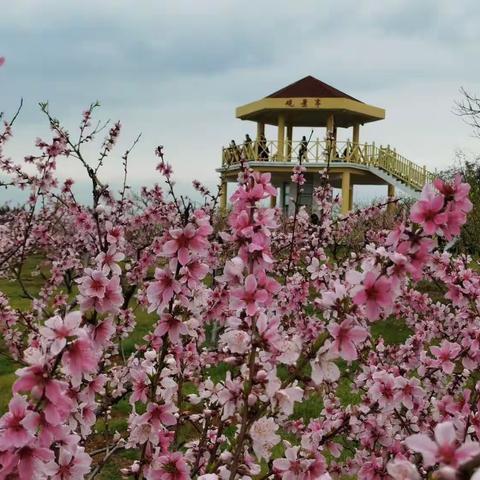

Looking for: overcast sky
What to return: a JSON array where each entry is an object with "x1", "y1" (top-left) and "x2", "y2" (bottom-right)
[{"x1": 1, "y1": 0, "x2": 480, "y2": 202}]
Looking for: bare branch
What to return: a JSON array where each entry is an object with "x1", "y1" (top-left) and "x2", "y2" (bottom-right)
[{"x1": 454, "y1": 87, "x2": 480, "y2": 137}]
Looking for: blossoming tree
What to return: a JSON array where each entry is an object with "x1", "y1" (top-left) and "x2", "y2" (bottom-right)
[{"x1": 0, "y1": 103, "x2": 480, "y2": 479}]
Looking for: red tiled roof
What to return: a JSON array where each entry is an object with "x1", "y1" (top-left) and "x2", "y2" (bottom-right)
[{"x1": 266, "y1": 75, "x2": 362, "y2": 103}]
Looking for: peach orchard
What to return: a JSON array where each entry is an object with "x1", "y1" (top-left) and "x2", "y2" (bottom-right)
[{"x1": 0, "y1": 103, "x2": 479, "y2": 480}]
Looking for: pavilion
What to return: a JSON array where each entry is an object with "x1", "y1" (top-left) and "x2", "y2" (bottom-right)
[{"x1": 217, "y1": 75, "x2": 433, "y2": 215}]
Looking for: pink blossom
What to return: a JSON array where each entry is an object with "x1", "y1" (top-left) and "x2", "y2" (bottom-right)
[
  {"x1": 0, "y1": 395, "x2": 39, "y2": 449},
  {"x1": 394, "y1": 377, "x2": 424, "y2": 409},
  {"x1": 62, "y1": 336, "x2": 99, "y2": 386},
  {"x1": 257, "y1": 313, "x2": 282, "y2": 351},
  {"x1": 96, "y1": 246, "x2": 124, "y2": 275},
  {"x1": 78, "y1": 269, "x2": 109, "y2": 298},
  {"x1": 327, "y1": 317, "x2": 368, "y2": 361},
  {"x1": 154, "y1": 314, "x2": 188, "y2": 344},
  {"x1": 273, "y1": 446, "x2": 308, "y2": 479},
  {"x1": 352, "y1": 271, "x2": 393, "y2": 320},
  {"x1": 145, "y1": 452, "x2": 190, "y2": 480},
  {"x1": 147, "y1": 269, "x2": 182, "y2": 312},
  {"x1": 431, "y1": 340, "x2": 461, "y2": 374},
  {"x1": 50, "y1": 446, "x2": 92, "y2": 480},
  {"x1": 250, "y1": 417, "x2": 280, "y2": 460},
  {"x1": 39, "y1": 311, "x2": 82, "y2": 355},
  {"x1": 291, "y1": 165, "x2": 306, "y2": 185},
  {"x1": 410, "y1": 185, "x2": 447, "y2": 235},
  {"x1": 0, "y1": 444, "x2": 55, "y2": 479},
  {"x1": 386, "y1": 459, "x2": 420, "y2": 480},
  {"x1": 442, "y1": 204, "x2": 468, "y2": 240},
  {"x1": 89, "y1": 318, "x2": 116, "y2": 347},
  {"x1": 143, "y1": 402, "x2": 177, "y2": 428},
  {"x1": 130, "y1": 369, "x2": 150, "y2": 404},
  {"x1": 163, "y1": 224, "x2": 208, "y2": 265},
  {"x1": 221, "y1": 256, "x2": 244, "y2": 284},
  {"x1": 406, "y1": 240, "x2": 432, "y2": 279},
  {"x1": 405, "y1": 421, "x2": 480, "y2": 467},
  {"x1": 96, "y1": 276, "x2": 123, "y2": 313},
  {"x1": 231, "y1": 274, "x2": 269, "y2": 316},
  {"x1": 307, "y1": 257, "x2": 322, "y2": 280},
  {"x1": 105, "y1": 223, "x2": 124, "y2": 245},
  {"x1": 255, "y1": 172, "x2": 277, "y2": 198},
  {"x1": 274, "y1": 386, "x2": 303, "y2": 416},
  {"x1": 217, "y1": 372, "x2": 242, "y2": 420},
  {"x1": 310, "y1": 350, "x2": 340, "y2": 384},
  {"x1": 179, "y1": 259, "x2": 209, "y2": 288},
  {"x1": 434, "y1": 175, "x2": 472, "y2": 213},
  {"x1": 220, "y1": 329, "x2": 251, "y2": 354},
  {"x1": 13, "y1": 366, "x2": 73, "y2": 425},
  {"x1": 319, "y1": 281, "x2": 347, "y2": 309},
  {"x1": 369, "y1": 372, "x2": 397, "y2": 409}
]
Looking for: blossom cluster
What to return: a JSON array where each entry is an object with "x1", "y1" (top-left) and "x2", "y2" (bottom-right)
[{"x1": 0, "y1": 105, "x2": 479, "y2": 480}]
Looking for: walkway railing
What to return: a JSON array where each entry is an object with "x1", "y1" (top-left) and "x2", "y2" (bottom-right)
[{"x1": 222, "y1": 139, "x2": 435, "y2": 191}]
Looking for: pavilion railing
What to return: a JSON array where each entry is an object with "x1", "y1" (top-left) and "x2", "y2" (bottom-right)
[{"x1": 222, "y1": 139, "x2": 435, "y2": 191}]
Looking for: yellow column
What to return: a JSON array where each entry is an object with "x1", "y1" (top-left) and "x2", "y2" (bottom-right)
[
  {"x1": 341, "y1": 171, "x2": 351, "y2": 215},
  {"x1": 352, "y1": 123, "x2": 360, "y2": 161},
  {"x1": 286, "y1": 124, "x2": 293, "y2": 160},
  {"x1": 353, "y1": 124, "x2": 360, "y2": 144},
  {"x1": 220, "y1": 179, "x2": 227, "y2": 212},
  {"x1": 270, "y1": 193, "x2": 277, "y2": 208},
  {"x1": 387, "y1": 183, "x2": 395, "y2": 198},
  {"x1": 327, "y1": 113, "x2": 334, "y2": 133},
  {"x1": 277, "y1": 114, "x2": 285, "y2": 161},
  {"x1": 256, "y1": 122, "x2": 265, "y2": 142},
  {"x1": 387, "y1": 183, "x2": 395, "y2": 214}
]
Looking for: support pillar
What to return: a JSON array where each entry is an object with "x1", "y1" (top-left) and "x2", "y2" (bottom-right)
[
  {"x1": 256, "y1": 122, "x2": 265, "y2": 141},
  {"x1": 387, "y1": 183, "x2": 396, "y2": 214},
  {"x1": 387, "y1": 183, "x2": 395, "y2": 199},
  {"x1": 220, "y1": 179, "x2": 227, "y2": 212},
  {"x1": 341, "y1": 171, "x2": 351, "y2": 215},
  {"x1": 270, "y1": 193, "x2": 277, "y2": 208},
  {"x1": 277, "y1": 114, "x2": 285, "y2": 161},
  {"x1": 286, "y1": 124, "x2": 293, "y2": 160}
]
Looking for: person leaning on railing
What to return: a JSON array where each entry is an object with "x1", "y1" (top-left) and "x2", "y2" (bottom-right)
[
  {"x1": 229, "y1": 140, "x2": 241, "y2": 164},
  {"x1": 223, "y1": 146, "x2": 232, "y2": 166},
  {"x1": 243, "y1": 134, "x2": 253, "y2": 160},
  {"x1": 258, "y1": 134, "x2": 269, "y2": 161}
]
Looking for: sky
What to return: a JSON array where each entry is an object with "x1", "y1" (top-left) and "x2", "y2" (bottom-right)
[{"x1": 1, "y1": 0, "x2": 480, "y2": 203}]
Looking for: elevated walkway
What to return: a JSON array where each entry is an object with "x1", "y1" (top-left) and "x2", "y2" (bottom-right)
[{"x1": 218, "y1": 139, "x2": 434, "y2": 197}]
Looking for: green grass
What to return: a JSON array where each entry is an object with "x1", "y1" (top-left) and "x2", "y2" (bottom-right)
[
  {"x1": 121, "y1": 308, "x2": 158, "y2": 357},
  {"x1": 371, "y1": 316, "x2": 413, "y2": 345},
  {"x1": 0, "y1": 255, "x2": 45, "y2": 413}
]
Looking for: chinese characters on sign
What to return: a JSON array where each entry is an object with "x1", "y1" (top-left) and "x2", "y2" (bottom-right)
[{"x1": 284, "y1": 98, "x2": 322, "y2": 107}]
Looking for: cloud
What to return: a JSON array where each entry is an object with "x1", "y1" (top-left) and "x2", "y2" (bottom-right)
[{"x1": 1, "y1": 0, "x2": 480, "y2": 204}]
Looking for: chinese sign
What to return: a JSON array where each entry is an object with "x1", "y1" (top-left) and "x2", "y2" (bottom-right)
[{"x1": 284, "y1": 98, "x2": 322, "y2": 108}]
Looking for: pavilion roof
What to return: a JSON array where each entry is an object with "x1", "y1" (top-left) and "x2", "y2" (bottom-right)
[
  {"x1": 266, "y1": 75, "x2": 362, "y2": 103},
  {"x1": 236, "y1": 76, "x2": 385, "y2": 128}
]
